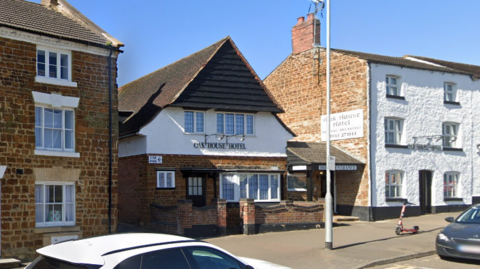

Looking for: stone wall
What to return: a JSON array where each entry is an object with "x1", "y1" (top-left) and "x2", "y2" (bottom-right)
[
  {"x1": 0, "y1": 36, "x2": 119, "y2": 260},
  {"x1": 264, "y1": 48, "x2": 370, "y2": 208}
]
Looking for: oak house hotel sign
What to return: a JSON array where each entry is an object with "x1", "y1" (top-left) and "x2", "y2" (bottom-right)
[{"x1": 321, "y1": 109, "x2": 364, "y2": 141}]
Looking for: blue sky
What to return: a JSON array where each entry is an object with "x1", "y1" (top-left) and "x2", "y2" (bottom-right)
[{"x1": 31, "y1": 0, "x2": 480, "y2": 87}]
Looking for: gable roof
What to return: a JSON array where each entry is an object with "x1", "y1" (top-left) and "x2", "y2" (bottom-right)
[
  {"x1": 0, "y1": 0, "x2": 122, "y2": 48},
  {"x1": 405, "y1": 55, "x2": 480, "y2": 78},
  {"x1": 118, "y1": 36, "x2": 284, "y2": 136},
  {"x1": 287, "y1": 141, "x2": 364, "y2": 166}
]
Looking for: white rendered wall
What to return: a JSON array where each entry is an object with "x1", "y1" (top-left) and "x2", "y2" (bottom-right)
[
  {"x1": 370, "y1": 64, "x2": 480, "y2": 208},
  {"x1": 119, "y1": 107, "x2": 293, "y2": 158}
]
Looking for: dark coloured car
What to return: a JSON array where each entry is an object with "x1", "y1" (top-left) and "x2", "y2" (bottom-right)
[{"x1": 436, "y1": 204, "x2": 480, "y2": 260}]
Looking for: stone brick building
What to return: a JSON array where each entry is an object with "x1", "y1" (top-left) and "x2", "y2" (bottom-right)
[
  {"x1": 264, "y1": 13, "x2": 480, "y2": 221},
  {"x1": 118, "y1": 37, "x2": 325, "y2": 236},
  {"x1": 0, "y1": 0, "x2": 122, "y2": 260}
]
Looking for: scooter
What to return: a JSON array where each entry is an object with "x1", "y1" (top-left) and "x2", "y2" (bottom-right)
[{"x1": 395, "y1": 201, "x2": 419, "y2": 235}]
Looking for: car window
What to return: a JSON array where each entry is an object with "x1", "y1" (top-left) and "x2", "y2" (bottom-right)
[
  {"x1": 113, "y1": 255, "x2": 141, "y2": 269},
  {"x1": 183, "y1": 247, "x2": 243, "y2": 269},
  {"x1": 141, "y1": 248, "x2": 191, "y2": 269},
  {"x1": 456, "y1": 207, "x2": 480, "y2": 223},
  {"x1": 27, "y1": 256, "x2": 100, "y2": 269}
]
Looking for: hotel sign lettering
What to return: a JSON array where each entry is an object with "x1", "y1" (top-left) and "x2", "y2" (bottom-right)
[
  {"x1": 318, "y1": 165, "x2": 358, "y2": 171},
  {"x1": 321, "y1": 109, "x2": 364, "y2": 141},
  {"x1": 407, "y1": 144, "x2": 442, "y2": 151},
  {"x1": 193, "y1": 142, "x2": 246, "y2": 150}
]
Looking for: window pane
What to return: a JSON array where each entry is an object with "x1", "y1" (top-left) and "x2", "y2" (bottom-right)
[
  {"x1": 225, "y1": 114, "x2": 234, "y2": 135},
  {"x1": 65, "y1": 203, "x2": 74, "y2": 222},
  {"x1": 158, "y1": 173, "x2": 165, "y2": 188},
  {"x1": 65, "y1": 185, "x2": 74, "y2": 203},
  {"x1": 54, "y1": 185, "x2": 63, "y2": 203},
  {"x1": 239, "y1": 174, "x2": 247, "y2": 199},
  {"x1": 49, "y1": 52, "x2": 57, "y2": 78},
  {"x1": 166, "y1": 173, "x2": 173, "y2": 188},
  {"x1": 222, "y1": 175, "x2": 235, "y2": 200},
  {"x1": 185, "y1": 112, "x2": 194, "y2": 133},
  {"x1": 217, "y1": 114, "x2": 224, "y2": 134},
  {"x1": 45, "y1": 109, "x2": 54, "y2": 128},
  {"x1": 391, "y1": 77, "x2": 397, "y2": 84},
  {"x1": 65, "y1": 130, "x2": 73, "y2": 150},
  {"x1": 196, "y1": 112, "x2": 204, "y2": 133},
  {"x1": 36, "y1": 204, "x2": 44, "y2": 223},
  {"x1": 37, "y1": 50, "x2": 46, "y2": 76},
  {"x1": 52, "y1": 129, "x2": 62, "y2": 149},
  {"x1": 53, "y1": 109, "x2": 63, "y2": 128},
  {"x1": 35, "y1": 128, "x2": 43, "y2": 148},
  {"x1": 65, "y1": 110, "x2": 74, "y2": 129},
  {"x1": 246, "y1": 115, "x2": 254, "y2": 135},
  {"x1": 259, "y1": 175, "x2": 268, "y2": 200},
  {"x1": 235, "y1": 114, "x2": 244, "y2": 135},
  {"x1": 270, "y1": 175, "x2": 278, "y2": 199},
  {"x1": 248, "y1": 175, "x2": 258, "y2": 199},
  {"x1": 35, "y1": 107, "x2": 43, "y2": 127},
  {"x1": 61, "y1": 54, "x2": 68, "y2": 80}
]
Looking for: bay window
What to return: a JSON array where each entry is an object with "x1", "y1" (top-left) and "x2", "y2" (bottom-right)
[{"x1": 220, "y1": 173, "x2": 280, "y2": 202}]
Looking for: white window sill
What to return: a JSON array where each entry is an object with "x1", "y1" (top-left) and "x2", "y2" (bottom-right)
[
  {"x1": 35, "y1": 150, "x2": 80, "y2": 158},
  {"x1": 287, "y1": 188, "x2": 307, "y2": 192},
  {"x1": 35, "y1": 76, "x2": 77, "y2": 87}
]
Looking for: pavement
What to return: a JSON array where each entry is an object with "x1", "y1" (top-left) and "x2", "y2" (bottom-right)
[{"x1": 117, "y1": 212, "x2": 457, "y2": 269}]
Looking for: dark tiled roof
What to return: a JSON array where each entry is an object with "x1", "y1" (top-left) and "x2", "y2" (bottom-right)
[
  {"x1": 287, "y1": 141, "x2": 364, "y2": 166},
  {"x1": 118, "y1": 37, "x2": 283, "y2": 136},
  {"x1": 405, "y1": 55, "x2": 480, "y2": 78},
  {"x1": 333, "y1": 49, "x2": 472, "y2": 77},
  {"x1": 0, "y1": 0, "x2": 121, "y2": 48}
]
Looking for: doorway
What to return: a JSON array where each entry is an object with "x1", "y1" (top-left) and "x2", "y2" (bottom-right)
[
  {"x1": 419, "y1": 170, "x2": 432, "y2": 214},
  {"x1": 186, "y1": 176, "x2": 206, "y2": 207}
]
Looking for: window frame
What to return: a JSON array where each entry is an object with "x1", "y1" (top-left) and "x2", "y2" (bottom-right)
[
  {"x1": 442, "y1": 122, "x2": 459, "y2": 148},
  {"x1": 35, "y1": 182, "x2": 76, "y2": 227},
  {"x1": 444, "y1": 82, "x2": 457, "y2": 102},
  {"x1": 384, "y1": 118, "x2": 404, "y2": 145},
  {"x1": 385, "y1": 170, "x2": 404, "y2": 199},
  {"x1": 157, "y1": 171, "x2": 175, "y2": 189},
  {"x1": 386, "y1": 75, "x2": 401, "y2": 97},
  {"x1": 184, "y1": 111, "x2": 205, "y2": 134},
  {"x1": 35, "y1": 46, "x2": 77, "y2": 87},
  {"x1": 444, "y1": 172, "x2": 460, "y2": 199},
  {"x1": 287, "y1": 173, "x2": 307, "y2": 191},
  {"x1": 35, "y1": 105, "x2": 75, "y2": 153},
  {"x1": 219, "y1": 173, "x2": 280, "y2": 202},
  {"x1": 216, "y1": 112, "x2": 255, "y2": 136}
]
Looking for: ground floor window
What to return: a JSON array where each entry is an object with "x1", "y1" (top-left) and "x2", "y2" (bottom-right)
[
  {"x1": 35, "y1": 182, "x2": 75, "y2": 227},
  {"x1": 287, "y1": 173, "x2": 307, "y2": 191},
  {"x1": 385, "y1": 170, "x2": 403, "y2": 199},
  {"x1": 220, "y1": 173, "x2": 280, "y2": 202},
  {"x1": 444, "y1": 172, "x2": 460, "y2": 198}
]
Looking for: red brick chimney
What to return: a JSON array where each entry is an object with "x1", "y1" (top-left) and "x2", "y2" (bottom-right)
[
  {"x1": 292, "y1": 13, "x2": 320, "y2": 54},
  {"x1": 41, "y1": 0, "x2": 59, "y2": 6}
]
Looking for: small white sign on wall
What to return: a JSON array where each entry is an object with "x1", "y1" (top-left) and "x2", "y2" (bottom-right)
[
  {"x1": 149, "y1": 156, "x2": 163, "y2": 164},
  {"x1": 321, "y1": 109, "x2": 364, "y2": 141}
]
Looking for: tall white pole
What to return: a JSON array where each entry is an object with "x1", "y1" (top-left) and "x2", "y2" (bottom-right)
[{"x1": 325, "y1": 0, "x2": 333, "y2": 250}]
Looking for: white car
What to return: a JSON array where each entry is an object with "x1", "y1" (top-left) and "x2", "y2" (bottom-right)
[{"x1": 26, "y1": 233, "x2": 291, "y2": 269}]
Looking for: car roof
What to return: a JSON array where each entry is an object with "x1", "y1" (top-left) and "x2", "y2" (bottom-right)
[{"x1": 37, "y1": 233, "x2": 197, "y2": 265}]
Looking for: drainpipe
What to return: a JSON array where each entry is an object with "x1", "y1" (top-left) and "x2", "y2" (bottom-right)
[
  {"x1": 108, "y1": 46, "x2": 113, "y2": 234},
  {"x1": 367, "y1": 63, "x2": 373, "y2": 221}
]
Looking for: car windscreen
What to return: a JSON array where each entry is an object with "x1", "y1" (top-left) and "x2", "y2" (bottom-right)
[
  {"x1": 26, "y1": 256, "x2": 101, "y2": 269},
  {"x1": 456, "y1": 207, "x2": 480, "y2": 223}
]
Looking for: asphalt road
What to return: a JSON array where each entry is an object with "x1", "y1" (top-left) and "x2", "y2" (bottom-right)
[{"x1": 371, "y1": 254, "x2": 480, "y2": 269}]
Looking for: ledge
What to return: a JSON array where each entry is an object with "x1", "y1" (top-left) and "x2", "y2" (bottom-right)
[
  {"x1": 443, "y1": 147, "x2": 463, "y2": 152},
  {"x1": 34, "y1": 225, "x2": 80, "y2": 234},
  {"x1": 35, "y1": 150, "x2": 80, "y2": 158},
  {"x1": 385, "y1": 144, "x2": 409, "y2": 149},
  {"x1": 386, "y1": 95, "x2": 406, "y2": 100},
  {"x1": 386, "y1": 198, "x2": 408, "y2": 203},
  {"x1": 443, "y1": 101, "x2": 461, "y2": 106},
  {"x1": 35, "y1": 76, "x2": 77, "y2": 87},
  {"x1": 444, "y1": 197, "x2": 463, "y2": 202}
]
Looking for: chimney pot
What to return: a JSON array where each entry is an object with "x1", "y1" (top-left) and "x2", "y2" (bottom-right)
[
  {"x1": 297, "y1": 17, "x2": 305, "y2": 25},
  {"x1": 307, "y1": 13, "x2": 315, "y2": 21}
]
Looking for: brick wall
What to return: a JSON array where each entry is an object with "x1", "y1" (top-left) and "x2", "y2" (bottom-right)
[
  {"x1": 118, "y1": 154, "x2": 286, "y2": 226},
  {"x1": 264, "y1": 48, "x2": 370, "y2": 208},
  {"x1": 0, "y1": 36, "x2": 119, "y2": 260}
]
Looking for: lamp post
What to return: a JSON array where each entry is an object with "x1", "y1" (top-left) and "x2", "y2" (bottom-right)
[{"x1": 325, "y1": 0, "x2": 333, "y2": 250}]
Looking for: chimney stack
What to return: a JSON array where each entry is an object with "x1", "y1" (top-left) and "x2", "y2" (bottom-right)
[
  {"x1": 41, "y1": 0, "x2": 59, "y2": 6},
  {"x1": 292, "y1": 13, "x2": 320, "y2": 54}
]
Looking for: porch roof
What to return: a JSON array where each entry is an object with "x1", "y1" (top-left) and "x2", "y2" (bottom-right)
[{"x1": 287, "y1": 141, "x2": 364, "y2": 167}]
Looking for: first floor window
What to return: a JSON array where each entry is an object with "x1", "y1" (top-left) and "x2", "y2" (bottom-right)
[
  {"x1": 444, "y1": 83, "x2": 456, "y2": 102},
  {"x1": 35, "y1": 183, "x2": 75, "y2": 227},
  {"x1": 443, "y1": 123, "x2": 459, "y2": 148},
  {"x1": 35, "y1": 106, "x2": 75, "y2": 151},
  {"x1": 185, "y1": 111, "x2": 204, "y2": 133},
  {"x1": 37, "y1": 47, "x2": 71, "y2": 81},
  {"x1": 220, "y1": 173, "x2": 280, "y2": 202},
  {"x1": 217, "y1": 113, "x2": 254, "y2": 135},
  {"x1": 385, "y1": 118, "x2": 403, "y2": 145},
  {"x1": 157, "y1": 171, "x2": 175, "y2": 188},
  {"x1": 385, "y1": 170, "x2": 403, "y2": 198},
  {"x1": 444, "y1": 172, "x2": 460, "y2": 198},
  {"x1": 386, "y1": 76, "x2": 400, "y2": 96}
]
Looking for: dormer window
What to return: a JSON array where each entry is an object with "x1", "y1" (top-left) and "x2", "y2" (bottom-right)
[
  {"x1": 217, "y1": 113, "x2": 254, "y2": 135},
  {"x1": 36, "y1": 47, "x2": 77, "y2": 87}
]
